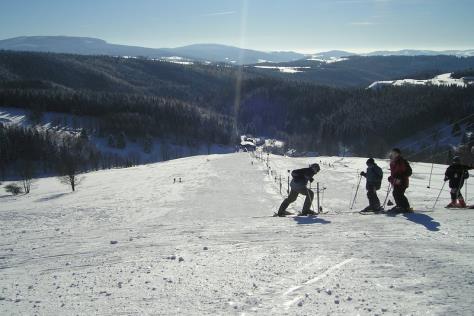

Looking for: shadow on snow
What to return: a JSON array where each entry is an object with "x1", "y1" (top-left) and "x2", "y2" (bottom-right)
[
  {"x1": 292, "y1": 216, "x2": 331, "y2": 225},
  {"x1": 386, "y1": 212, "x2": 441, "y2": 232},
  {"x1": 35, "y1": 192, "x2": 71, "y2": 203}
]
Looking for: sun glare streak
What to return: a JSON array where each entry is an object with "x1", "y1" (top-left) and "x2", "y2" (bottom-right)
[{"x1": 233, "y1": 0, "x2": 248, "y2": 137}]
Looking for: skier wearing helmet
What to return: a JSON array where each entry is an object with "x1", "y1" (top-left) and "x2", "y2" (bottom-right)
[
  {"x1": 277, "y1": 163, "x2": 320, "y2": 217},
  {"x1": 444, "y1": 156, "x2": 472, "y2": 208}
]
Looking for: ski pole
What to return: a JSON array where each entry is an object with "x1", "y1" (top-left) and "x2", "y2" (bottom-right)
[
  {"x1": 350, "y1": 175, "x2": 362, "y2": 210},
  {"x1": 465, "y1": 178, "x2": 468, "y2": 203},
  {"x1": 432, "y1": 181, "x2": 446, "y2": 211},
  {"x1": 382, "y1": 183, "x2": 392, "y2": 209},
  {"x1": 316, "y1": 182, "x2": 321, "y2": 213},
  {"x1": 307, "y1": 187, "x2": 315, "y2": 212},
  {"x1": 457, "y1": 176, "x2": 463, "y2": 201},
  {"x1": 427, "y1": 162, "x2": 434, "y2": 188}
]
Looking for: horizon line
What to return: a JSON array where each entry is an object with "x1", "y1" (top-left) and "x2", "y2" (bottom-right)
[{"x1": 1, "y1": 35, "x2": 473, "y2": 55}]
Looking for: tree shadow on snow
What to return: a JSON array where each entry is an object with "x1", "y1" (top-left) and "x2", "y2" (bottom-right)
[
  {"x1": 293, "y1": 216, "x2": 331, "y2": 225},
  {"x1": 35, "y1": 192, "x2": 71, "y2": 203},
  {"x1": 402, "y1": 213, "x2": 440, "y2": 232}
]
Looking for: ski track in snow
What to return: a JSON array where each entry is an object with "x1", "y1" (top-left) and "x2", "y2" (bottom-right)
[
  {"x1": 1, "y1": 152, "x2": 474, "y2": 315},
  {"x1": 282, "y1": 258, "x2": 354, "y2": 304}
]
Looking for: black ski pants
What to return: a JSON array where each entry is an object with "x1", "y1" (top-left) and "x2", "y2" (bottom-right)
[
  {"x1": 279, "y1": 186, "x2": 314, "y2": 213},
  {"x1": 450, "y1": 185, "x2": 464, "y2": 201},
  {"x1": 393, "y1": 185, "x2": 410, "y2": 209},
  {"x1": 367, "y1": 185, "x2": 380, "y2": 209}
]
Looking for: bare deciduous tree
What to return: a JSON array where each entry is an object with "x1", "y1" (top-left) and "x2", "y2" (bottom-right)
[
  {"x1": 19, "y1": 159, "x2": 35, "y2": 194},
  {"x1": 56, "y1": 137, "x2": 85, "y2": 192}
]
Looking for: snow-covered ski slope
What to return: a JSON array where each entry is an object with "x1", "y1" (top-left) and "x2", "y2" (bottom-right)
[{"x1": 1, "y1": 153, "x2": 473, "y2": 315}]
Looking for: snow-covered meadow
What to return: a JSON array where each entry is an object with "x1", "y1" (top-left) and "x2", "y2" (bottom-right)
[
  {"x1": 368, "y1": 73, "x2": 471, "y2": 90},
  {"x1": 1, "y1": 152, "x2": 473, "y2": 315}
]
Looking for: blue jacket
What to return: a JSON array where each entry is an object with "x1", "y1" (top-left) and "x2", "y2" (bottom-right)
[{"x1": 363, "y1": 164, "x2": 383, "y2": 190}]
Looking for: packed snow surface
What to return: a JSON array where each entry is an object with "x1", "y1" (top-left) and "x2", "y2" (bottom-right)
[{"x1": 1, "y1": 153, "x2": 474, "y2": 315}]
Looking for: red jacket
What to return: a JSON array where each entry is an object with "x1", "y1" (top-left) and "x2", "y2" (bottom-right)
[{"x1": 390, "y1": 157, "x2": 410, "y2": 188}]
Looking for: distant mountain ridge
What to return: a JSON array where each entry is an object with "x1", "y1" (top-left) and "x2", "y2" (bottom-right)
[
  {"x1": 365, "y1": 49, "x2": 474, "y2": 57},
  {"x1": 161, "y1": 43, "x2": 305, "y2": 64},
  {"x1": 0, "y1": 36, "x2": 306, "y2": 65},
  {"x1": 1, "y1": 36, "x2": 473, "y2": 65},
  {"x1": 0, "y1": 36, "x2": 175, "y2": 58}
]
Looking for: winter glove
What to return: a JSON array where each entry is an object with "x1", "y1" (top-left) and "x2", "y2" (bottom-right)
[
  {"x1": 444, "y1": 177, "x2": 449, "y2": 182},
  {"x1": 360, "y1": 172, "x2": 366, "y2": 177},
  {"x1": 388, "y1": 176, "x2": 393, "y2": 183},
  {"x1": 309, "y1": 178, "x2": 314, "y2": 183}
]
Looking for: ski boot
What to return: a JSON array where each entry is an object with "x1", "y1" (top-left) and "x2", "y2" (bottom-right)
[
  {"x1": 389, "y1": 206, "x2": 401, "y2": 212},
  {"x1": 458, "y1": 199, "x2": 467, "y2": 208},
  {"x1": 360, "y1": 206, "x2": 382, "y2": 214},
  {"x1": 388, "y1": 206, "x2": 405, "y2": 213},
  {"x1": 373, "y1": 206, "x2": 383, "y2": 213},
  {"x1": 300, "y1": 210, "x2": 317, "y2": 216},
  {"x1": 276, "y1": 210, "x2": 294, "y2": 217},
  {"x1": 446, "y1": 201, "x2": 457, "y2": 208}
]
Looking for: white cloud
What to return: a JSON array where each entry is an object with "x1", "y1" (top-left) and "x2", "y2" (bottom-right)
[
  {"x1": 350, "y1": 22, "x2": 376, "y2": 26},
  {"x1": 202, "y1": 11, "x2": 236, "y2": 17}
]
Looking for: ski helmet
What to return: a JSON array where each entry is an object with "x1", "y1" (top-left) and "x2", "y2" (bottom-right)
[
  {"x1": 366, "y1": 158, "x2": 375, "y2": 165},
  {"x1": 310, "y1": 163, "x2": 320, "y2": 172}
]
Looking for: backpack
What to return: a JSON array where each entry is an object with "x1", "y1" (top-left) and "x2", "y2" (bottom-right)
[
  {"x1": 404, "y1": 159, "x2": 412, "y2": 177},
  {"x1": 373, "y1": 164, "x2": 383, "y2": 190}
]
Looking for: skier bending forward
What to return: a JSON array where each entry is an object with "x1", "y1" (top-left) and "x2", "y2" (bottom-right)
[{"x1": 277, "y1": 163, "x2": 320, "y2": 217}]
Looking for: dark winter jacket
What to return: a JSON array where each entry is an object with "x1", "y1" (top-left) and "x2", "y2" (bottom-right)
[
  {"x1": 445, "y1": 164, "x2": 471, "y2": 189},
  {"x1": 291, "y1": 167, "x2": 316, "y2": 187},
  {"x1": 389, "y1": 157, "x2": 411, "y2": 188},
  {"x1": 363, "y1": 164, "x2": 383, "y2": 190}
]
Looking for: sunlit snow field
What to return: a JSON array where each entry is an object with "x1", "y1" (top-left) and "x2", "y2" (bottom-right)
[{"x1": 1, "y1": 152, "x2": 473, "y2": 315}]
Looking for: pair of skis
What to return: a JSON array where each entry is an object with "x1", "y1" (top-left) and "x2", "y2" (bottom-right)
[
  {"x1": 445, "y1": 205, "x2": 474, "y2": 209},
  {"x1": 358, "y1": 208, "x2": 415, "y2": 215},
  {"x1": 272, "y1": 211, "x2": 327, "y2": 218}
]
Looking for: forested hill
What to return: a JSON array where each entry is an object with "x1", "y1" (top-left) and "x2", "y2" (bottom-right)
[
  {"x1": 251, "y1": 55, "x2": 474, "y2": 87},
  {"x1": 0, "y1": 50, "x2": 249, "y2": 112},
  {"x1": 1, "y1": 50, "x2": 474, "y2": 174}
]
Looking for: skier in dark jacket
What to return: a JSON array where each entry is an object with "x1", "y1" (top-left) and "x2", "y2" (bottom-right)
[
  {"x1": 360, "y1": 158, "x2": 383, "y2": 213},
  {"x1": 277, "y1": 163, "x2": 320, "y2": 217},
  {"x1": 388, "y1": 148, "x2": 413, "y2": 212},
  {"x1": 444, "y1": 156, "x2": 472, "y2": 208}
]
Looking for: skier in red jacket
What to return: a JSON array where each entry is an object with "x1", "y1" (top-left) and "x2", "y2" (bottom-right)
[{"x1": 388, "y1": 148, "x2": 413, "y2": 212}]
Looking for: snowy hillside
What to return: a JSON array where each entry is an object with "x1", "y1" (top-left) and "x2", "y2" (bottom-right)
[
  {"x1": 0, "y1": 106, "x2": 232, "y2": 166},
  {"x1": 1, "y1": 152, "x2": 473, "y2": 315},
  {"x1": 254, "y1": 65, "x2": 311, "y2": 74},
  {"x1": 368, "y1": 73, "x2": 471, "y2": 89}
]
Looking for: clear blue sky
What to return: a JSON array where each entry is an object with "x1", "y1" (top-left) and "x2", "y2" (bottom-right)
[{"x1": 1, "y1": 0, "x2": 473, "y2": 53}]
